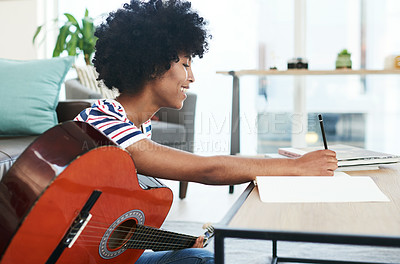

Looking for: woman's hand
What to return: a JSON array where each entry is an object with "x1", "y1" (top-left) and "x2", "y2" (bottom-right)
[
  {"x1": 192, "y1": 236, "x2": 205, "y2": 248},
  {"x1": 294, "y1": 149, "x2": 338, "y2": 176}
]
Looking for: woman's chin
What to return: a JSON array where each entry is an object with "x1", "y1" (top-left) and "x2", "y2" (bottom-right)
[{"x1": 177, "y1": 98, "x2": 186, "y2": 109}]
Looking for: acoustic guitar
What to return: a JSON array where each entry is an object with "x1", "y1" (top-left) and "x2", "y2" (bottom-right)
[{"x1": 0, "y1": 121, "x2": 213, "y2": 264}]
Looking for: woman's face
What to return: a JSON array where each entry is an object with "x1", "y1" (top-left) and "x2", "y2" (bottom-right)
[{"x1": 150, "y1": 54, "x2": 195, "y2": 109}]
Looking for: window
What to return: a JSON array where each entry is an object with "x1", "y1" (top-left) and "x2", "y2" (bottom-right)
[{"x1": 256, "y1": 0, "x2": 400, "y2": 154}]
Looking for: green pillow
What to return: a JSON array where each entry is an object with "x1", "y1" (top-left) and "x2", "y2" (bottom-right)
[{"x1": 0, "y1": 56, "x2": 74, "y2": 136}]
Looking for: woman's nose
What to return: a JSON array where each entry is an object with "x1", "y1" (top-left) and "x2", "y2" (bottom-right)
[{"x1": 188, "y1": 68, "x2": 195, "y2": 83}]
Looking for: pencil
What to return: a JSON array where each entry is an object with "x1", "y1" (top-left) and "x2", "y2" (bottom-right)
[{"x1": 318, "y1": 114, "x2": 328, "y2": 149}]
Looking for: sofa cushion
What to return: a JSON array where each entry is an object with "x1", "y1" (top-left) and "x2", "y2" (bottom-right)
[
  {"x1": 0, "y1": 136, "x2": 37, "y2": 180},
  {"x1": 0, "y1": 56, "x2": 74, "y2": 136},
  {"x1": 74, "y1": 65, "x2": 119, "y2": 99},
  {"x1": 151, "y1": 120, "x2": 186, "y2": 149},
  {"x1": 65, "y1": 78, "x2": 102, "y2": 99}
]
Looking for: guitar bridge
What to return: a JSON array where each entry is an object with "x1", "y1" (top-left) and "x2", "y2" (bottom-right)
[
  {"x1": 66, "y1": 213, "x2": 93, "y2": 248},
  {"x1": 46, "y1": 190, "x2": 102, "y2": 264}
]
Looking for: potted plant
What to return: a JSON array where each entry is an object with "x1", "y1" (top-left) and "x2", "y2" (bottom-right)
[
  {"x1": 335, "y1": 49, "x2": 352, "y2": 69},
  {"x1": 33, "y1": 9, "x2": 97, "y2": 65}
]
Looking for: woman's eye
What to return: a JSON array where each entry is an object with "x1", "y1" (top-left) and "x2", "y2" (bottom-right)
[{"x1": 183, "y1": 63, "x2": 190, "y2": 68}]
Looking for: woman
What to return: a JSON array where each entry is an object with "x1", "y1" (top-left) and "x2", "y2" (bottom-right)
[{"x1": 76, "y1": 0, "x2": 338, "y2": 263}]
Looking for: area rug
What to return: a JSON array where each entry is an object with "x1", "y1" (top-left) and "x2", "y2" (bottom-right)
[{"x1": 162, "y1": 221, "x2": 400, "y2": 263}]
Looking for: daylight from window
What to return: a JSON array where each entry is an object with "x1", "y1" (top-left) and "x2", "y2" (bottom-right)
[{"x1": 59, "y1": 0, "x2": 400, "y2": 155}]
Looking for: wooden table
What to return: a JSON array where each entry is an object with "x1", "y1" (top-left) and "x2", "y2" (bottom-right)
[{"x1": 214, "y1": 164, "x2": 400, "y2": 264}]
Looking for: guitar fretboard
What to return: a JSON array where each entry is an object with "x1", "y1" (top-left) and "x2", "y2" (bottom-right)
[{"x1": 126, "y1": 224, "x2": 197, "y2": 251}]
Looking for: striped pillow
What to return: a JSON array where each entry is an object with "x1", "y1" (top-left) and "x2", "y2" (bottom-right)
[{"x1": 74, "y1": 64, "x2": 119, "y2": 99}]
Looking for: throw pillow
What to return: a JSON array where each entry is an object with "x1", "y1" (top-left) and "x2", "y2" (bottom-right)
[
  {"x1": 0, "y1": 56, "x2": 74, "y2": 136},
  {"x1": 74, "y1": 64, "x2": 119, "y2": 99}
]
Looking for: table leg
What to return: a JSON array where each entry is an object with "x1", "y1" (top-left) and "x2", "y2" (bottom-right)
[
  {"x1": 229, "y1": 72, "x2": 240, "y2": 194},
  {"x1": 271, "y1": 240, "x2": 278, "y2": 264},
  {"x1": 214, "y1": 233, "x2": 225, "y2": 264}
]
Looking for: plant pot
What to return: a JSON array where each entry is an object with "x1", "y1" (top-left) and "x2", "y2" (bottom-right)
[{"x1": 336, "y1": 54, "x2": 352, "y2": 69}]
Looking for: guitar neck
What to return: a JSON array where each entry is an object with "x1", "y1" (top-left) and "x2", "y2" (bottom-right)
[{"x1": 127, "y1": 225, "x2": 197, "y2": 251}]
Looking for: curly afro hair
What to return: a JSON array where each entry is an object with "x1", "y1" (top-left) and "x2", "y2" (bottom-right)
[{"x1": 93, "y1": 0, "x2": 210, "y2": 95}]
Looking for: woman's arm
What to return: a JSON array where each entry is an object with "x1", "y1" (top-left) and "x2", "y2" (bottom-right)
[{"x1": 126, "y1": 139, "x2": 338, "y2": 185}]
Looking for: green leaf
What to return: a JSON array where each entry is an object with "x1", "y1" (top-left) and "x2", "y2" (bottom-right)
[
  {"x1": 32, "y1": 25, "x2": 43, "y2": 44},
  {"x1": 78, "y1": 38, "x2": 84, "y2": 50},
  {"x1": 52, "y1": 23, "x2": 72, "y2": 57},
  {"x1": 44, "y1": 8, "x2": 96, "y2": 64},
  {"x1": 82, "y1": 17, "x2": 94, "y2": 38},
  {"x1": 53, "y1": 34, "x2": 63, "y2": 57},
  {"x1": 66, "y1": 32, "x2": 79, "y2": 56},
  {"x1": 34, "y1": 17, "x2": 60, "y2": 46},
  {"x1": 59, "y1": 23, "x2": 72, "y2": 47},
  {"x1": 64, "y1": 13, "x2": 80, "y2": 30},
  {"x1": 81, "y1": 16, "x2": 96, "y2": 55}
]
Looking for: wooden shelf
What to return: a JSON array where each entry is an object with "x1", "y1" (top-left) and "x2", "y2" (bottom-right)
[{"x1": 216, "y1": 69, "x2": 400, "y2": 77}]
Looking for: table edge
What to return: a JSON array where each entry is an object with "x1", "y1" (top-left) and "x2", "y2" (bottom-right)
[{"x1": 218, "y1": 182, "x2": 255, "y2": 226}]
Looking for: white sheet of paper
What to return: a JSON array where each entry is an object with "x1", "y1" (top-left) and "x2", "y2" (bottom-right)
[
  {"x1": 332, "y1": 172, "x2": 350, "y2": 177},
  {"x1": 255, "y1": 175, "x2": 389, "y2": 203}
]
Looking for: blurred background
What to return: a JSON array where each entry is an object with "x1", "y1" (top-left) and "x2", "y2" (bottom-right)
[{"x1": 1, "y1": 0, "x2": 400, "y2": 156}]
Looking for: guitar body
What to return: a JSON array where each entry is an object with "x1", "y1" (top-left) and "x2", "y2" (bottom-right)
[{"x1": 0, "y1": 121, "x2": 173, "y2": 264}]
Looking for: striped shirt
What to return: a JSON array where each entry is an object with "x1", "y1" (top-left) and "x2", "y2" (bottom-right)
[{"x1": 74, "y1": 99, "x2": 152, "y2": 149}]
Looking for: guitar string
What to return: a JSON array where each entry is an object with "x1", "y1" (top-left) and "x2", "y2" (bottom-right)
[
  {"x1": 75, "y1": 237, "x2": 196, "y2": 246},
  {"x1": 128, "y1": 225, "x2": 196, "y2": 249},
  {"x1": 79, "y1": 229, "x2": 197, "y2": 243},
  {"x1": 64, "y1": 217, "x2": 207, "y2": 249},
  {"x1": 76, "y1": 221, "x2": 199, "y2": 241},
  {"x1": 74, "y1": 231, "x2": 197, "y2": 248},
  {"x1": 84, "y1": 222, "x2": 195, "y2": 236},
  {"x1": 71, "y1": 223, "x2": 198, "y2": 249},
  {"x1": 87, "y1": 219, "x2": 209, "y2": 235},
  {"x1": 65, "y1": 234, "x2": 197, "y2": 248},
  {"x1": 80, "y1": 226, "x2": 198, "y2": 241},
  {"x1": 73, "y1": 233, "x2": 197, "y2": 248},
  {"x1": 77, "y1": 234, "x2": 197, "y2": 248},
  {"x1": 72, "y1": 240, "x2": 196, "y2": 250},
  {"x1": 65, "y1": 224, "x2": 199, "y2": 250}
]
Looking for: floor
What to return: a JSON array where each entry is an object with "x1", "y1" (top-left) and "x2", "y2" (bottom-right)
[{"x1": 160, "y1": 179, "x2": 249, "y2": 224}]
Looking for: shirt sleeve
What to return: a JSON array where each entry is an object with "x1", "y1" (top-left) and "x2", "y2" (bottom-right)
[{"x1": 77, "y1": 109, "x2": 147, "y2": 149}]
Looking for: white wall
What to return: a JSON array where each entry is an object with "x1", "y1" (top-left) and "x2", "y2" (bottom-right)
[
  {"x1": 0, "y1": 0, "x2": 57, "y2": 60},
  {"x1": 0, "y1": 0, "x2": 39, "y2": 60},
  {"x1": 189, "y1": 0, "x2": 259, "y2": 155}
]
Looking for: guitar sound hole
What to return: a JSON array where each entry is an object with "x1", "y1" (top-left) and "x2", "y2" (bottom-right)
[{"x1": 108, "y1": 219, "x2": 137, "y2": 250}]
